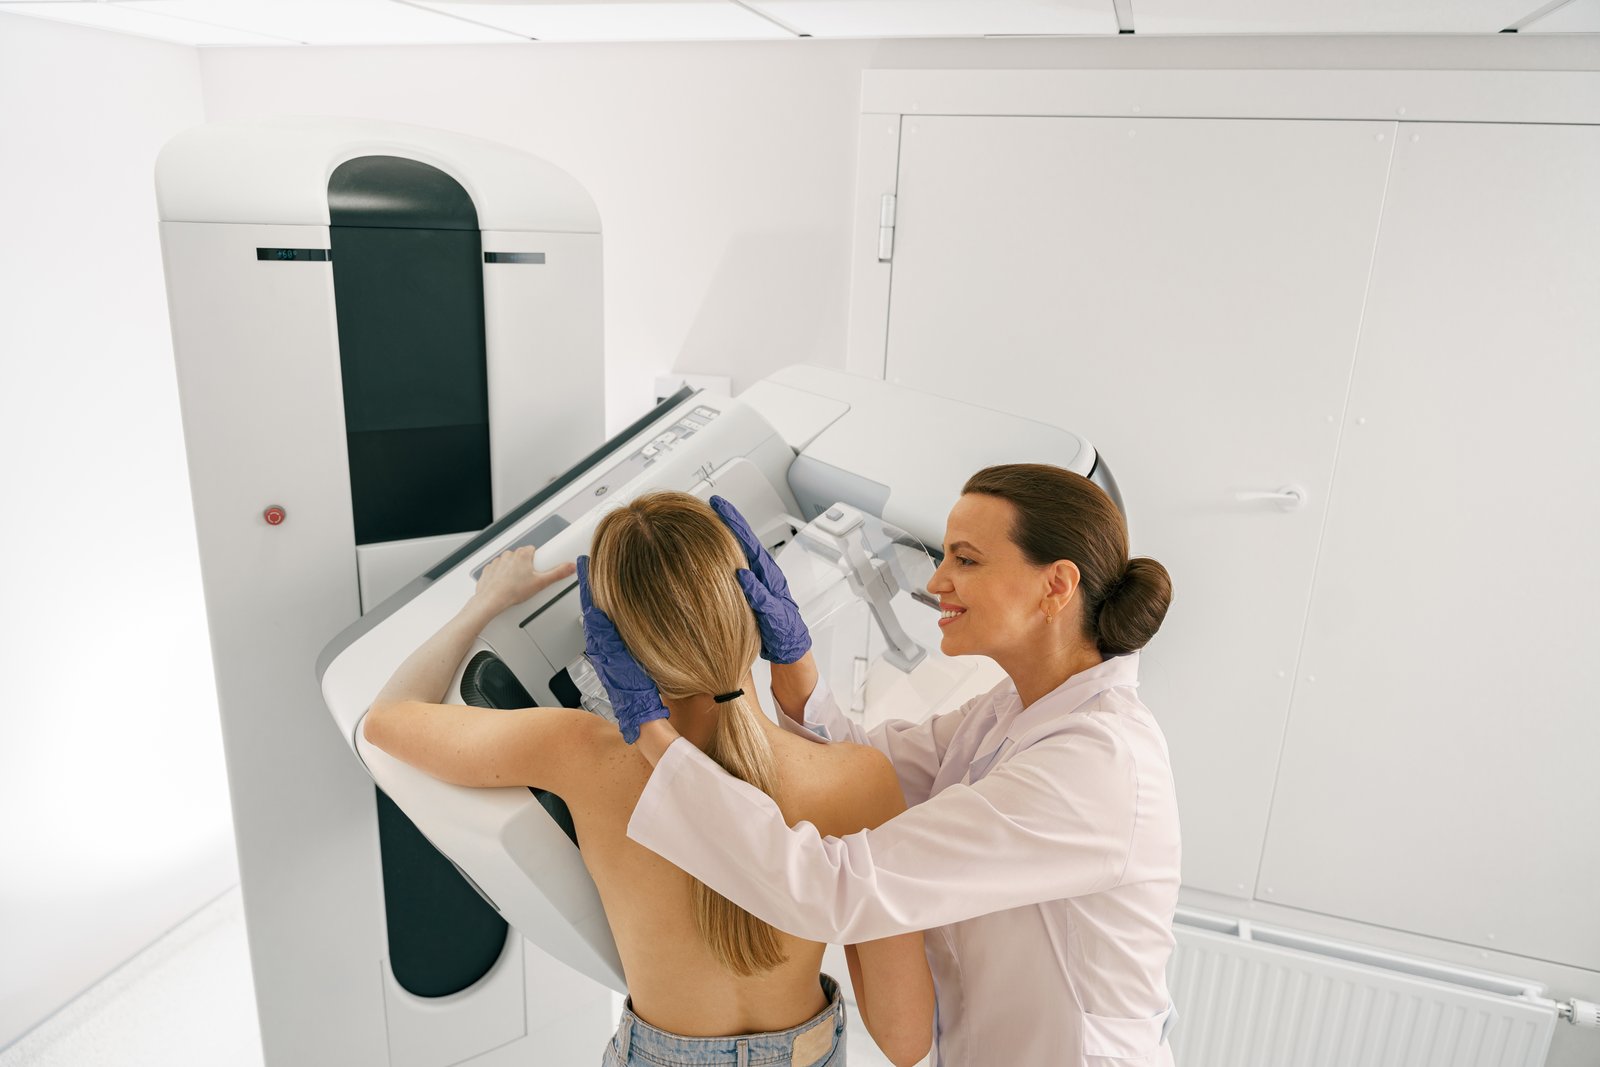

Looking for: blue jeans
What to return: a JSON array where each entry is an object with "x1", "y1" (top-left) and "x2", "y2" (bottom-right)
[{"x1": 601, "y1": 974, "x2": 846, "y2": 1066}]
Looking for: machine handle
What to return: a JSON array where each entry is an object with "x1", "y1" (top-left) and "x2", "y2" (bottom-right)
[{"x1": 1235, "y1": 486, "x2": 1306, "y2": 512}]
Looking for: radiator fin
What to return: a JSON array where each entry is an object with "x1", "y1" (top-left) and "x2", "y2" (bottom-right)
[{"x1": 1168, "y1": 927, "x2": 1557, "y2": 1067}]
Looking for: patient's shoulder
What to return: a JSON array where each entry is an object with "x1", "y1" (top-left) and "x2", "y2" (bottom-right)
[{"x1": 779, "y1": 739, "x2": 906, "y2": 838}]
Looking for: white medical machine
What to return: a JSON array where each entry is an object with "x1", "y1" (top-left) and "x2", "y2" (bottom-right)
[
  {"x1": 318, "y1": 363, "x2": 1125, "y2": 1022},
  {"x1": 157, "y1": 115, "x2": 1125, "y2": 1067},
  {"x1": 156, "y1": 119, "x2": 608, "y2": 1067}
]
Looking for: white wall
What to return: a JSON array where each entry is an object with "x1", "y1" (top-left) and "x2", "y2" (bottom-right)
[
  {"x1": 0, "y1": 13, "x2": 229, "y2": 1050},
  {"x1": 194, "y1": 32, "x2": 1597, "y2": 434},
  {"x1": 200, "y1": 41, "x2": 881, "y2": 432}
]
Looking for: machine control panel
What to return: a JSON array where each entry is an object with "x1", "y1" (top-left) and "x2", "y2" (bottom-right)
[{"x1": 471, "y1": 404, "x2": 720, "y2": 577}]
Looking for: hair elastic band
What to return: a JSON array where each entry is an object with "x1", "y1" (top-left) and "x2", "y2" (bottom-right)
[{"x1": 712, "y1": 689, "x2": 744, "y2": 703}]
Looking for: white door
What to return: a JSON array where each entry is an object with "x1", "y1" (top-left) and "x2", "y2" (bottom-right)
[
  {"x1": 1254, "y1": 122, "x2": 1600, "y2": 969},
  {"x1": 879, "y1": 115, "x2": 1395, "y2": 897}
]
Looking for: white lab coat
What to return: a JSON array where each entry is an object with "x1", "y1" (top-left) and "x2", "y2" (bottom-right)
[{"x1": 627, "y1": 652, "x2": 1182, "y2": 1066}]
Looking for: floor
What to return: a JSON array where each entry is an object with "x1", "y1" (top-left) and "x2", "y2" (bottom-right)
[
  {"x1": 0, "y1": 886, "x2": 901, "y2": 1067},
  {"x1": 0, "y1": 889, "x2": 262, "y2": 1067}
]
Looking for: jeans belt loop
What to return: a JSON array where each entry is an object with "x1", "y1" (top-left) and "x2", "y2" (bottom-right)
[{"x1": 617, "y1": 1014, "x2": 633, "y2": 1060}]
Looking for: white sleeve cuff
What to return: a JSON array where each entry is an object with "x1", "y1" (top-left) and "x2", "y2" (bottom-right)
[
  {"x1": 778, "y1": 713, "x2": 832, "y2": 743},
  {"x1": 772, "y1": 675, "x2": 835, "y2": 743}
]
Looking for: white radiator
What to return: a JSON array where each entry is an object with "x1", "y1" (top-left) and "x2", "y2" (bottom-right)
[{"x1": 1167, "y1": 910, "x2": 1560, "y2": 1067}]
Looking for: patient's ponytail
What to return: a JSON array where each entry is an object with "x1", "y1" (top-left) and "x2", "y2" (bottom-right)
[
  {"x1": 695, "y1": 691, "x2": 785, "y2": 974},
  {"x1": 590, "y1": 492, "x2": 787, "y2": 976}
]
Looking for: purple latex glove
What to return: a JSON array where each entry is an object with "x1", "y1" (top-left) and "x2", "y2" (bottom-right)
[
  {"x1": 709, "y1": 495, "x2": 813, "y2": 664},
  {"x1": 575, "y1": 555, "x2": 669, "y2": 744}
]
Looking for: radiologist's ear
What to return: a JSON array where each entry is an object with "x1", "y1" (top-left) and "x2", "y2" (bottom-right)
[{"x1": 1042, "y1": 559, "x2": 1081, "y2": 615}]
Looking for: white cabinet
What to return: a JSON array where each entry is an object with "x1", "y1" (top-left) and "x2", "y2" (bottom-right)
[
  {"x1": 877, "y1": 114, "x2": 1395, "y2": 898},
  {"x1": 853, "y1": 69, "x2": 1600, "y2": 978},
  {"x1": 1255, "y1": 122, "x2": 1600, "y2": 969}
]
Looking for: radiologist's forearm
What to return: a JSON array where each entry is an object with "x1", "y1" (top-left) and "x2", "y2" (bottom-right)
[
  {"x1": 372, "y1": 599, "x2": 501, "y2": 709},
  {"x1": 768, "y1": 651, "x2": 818, "y2": 725},
  {"x1": 635, "y1": 718, "x2": 682, "y2": 767}
]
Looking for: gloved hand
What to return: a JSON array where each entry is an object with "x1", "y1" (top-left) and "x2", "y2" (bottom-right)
[
  {"x1": 575, "y1": 556, "x2": 669, "y2": 744},
  {"x1": 709, "y1": 495, "x2": 812, "y2": 664}
]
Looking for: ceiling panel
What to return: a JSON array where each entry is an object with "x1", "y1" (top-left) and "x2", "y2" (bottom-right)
[
  {"x1": 412, "y1": 0, "x2": 792, "y2": 41},
  {"x1": 747, "y1": 0, "x2": 1117, "y2": 37},
  {"x1": 1522, "y1": 0, "x2": 1600, "y2": 30},
  {"x1": 1135, "y1": 0, "x2": 1538, "y2": 34},
  {"x1": 120, "y1": 0, "x2": 528, "y2": 44},
  {"x1": 3, "y1": 0, "x2": 1587, "y2": 50},
  {"x1": 0, "y1": 0, "x2": 293, "y2": 43}
]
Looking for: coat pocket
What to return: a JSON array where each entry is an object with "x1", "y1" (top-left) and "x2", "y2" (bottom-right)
[{"x1": 1081, "y1": 1004, "x2": 1171, "y2": 1059}]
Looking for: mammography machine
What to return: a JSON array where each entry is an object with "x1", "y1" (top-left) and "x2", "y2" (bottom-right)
[
  {"x1": 159, "y1": 115, "x2": 1125, "y2": 1067},
  {"x1": 319, "y1": 363, "x2": 1123, "y2": 1024},
  {"x1": 157, "y1": 118, "x2": 609, "y2": 1067}
]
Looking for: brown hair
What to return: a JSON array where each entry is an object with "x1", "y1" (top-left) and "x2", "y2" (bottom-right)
[
  {"x1": 587, "y1": 491, "x2": 787, "y2": 976},
  {"x1": 961, "y1": 464, "x2": 1171, "y2": 656}
]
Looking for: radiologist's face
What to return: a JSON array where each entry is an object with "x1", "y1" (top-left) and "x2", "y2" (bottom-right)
[{"x1": 927, "y1": 493, "x2": 1064, "y2": 661}]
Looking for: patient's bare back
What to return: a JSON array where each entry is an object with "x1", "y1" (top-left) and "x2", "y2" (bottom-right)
[{"x1": 552, "y1": 712, "x2": 892, "y2": 1038}]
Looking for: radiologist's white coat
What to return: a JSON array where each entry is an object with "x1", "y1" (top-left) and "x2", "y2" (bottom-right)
[{"x1": 627, "y1": 652, "x2": 1181, "y2": 1066}]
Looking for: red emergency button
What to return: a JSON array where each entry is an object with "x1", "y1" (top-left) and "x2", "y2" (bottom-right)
[{"x1": 263, "y1": 505, "x2": 287, "y2": 526}]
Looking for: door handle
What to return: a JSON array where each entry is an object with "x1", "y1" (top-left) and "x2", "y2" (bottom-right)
[{"x1": 1235, "y1": 485, "x2": 1306, "y2": 512}]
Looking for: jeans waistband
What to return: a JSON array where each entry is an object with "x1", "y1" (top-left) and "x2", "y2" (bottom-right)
[{"x1": 609, "y1": 973, "x2": 844, "y2": 1067}]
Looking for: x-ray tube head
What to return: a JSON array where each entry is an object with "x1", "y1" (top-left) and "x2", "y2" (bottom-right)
[{"x1": 796, "y1": 503, "x2": 931, "y2": 673}]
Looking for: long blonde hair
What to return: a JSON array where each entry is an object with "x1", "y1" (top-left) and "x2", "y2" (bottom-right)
[{"x1": 589, "y1": 491, "x2": 787, "y2": 976}]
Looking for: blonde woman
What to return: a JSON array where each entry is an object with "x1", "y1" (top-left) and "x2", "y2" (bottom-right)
[{"x1": 363, "y1": 491, "x2": 935, "y2": 1067}]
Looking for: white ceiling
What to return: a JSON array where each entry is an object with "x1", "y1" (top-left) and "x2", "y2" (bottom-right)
[{"x1": 0, "y1": 0, "x2": 1593, "y2": 47}]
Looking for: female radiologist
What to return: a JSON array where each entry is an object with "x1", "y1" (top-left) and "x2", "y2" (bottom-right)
[{"x1": 578, "y1": 465, "x2": 1182, "y2": 1066}]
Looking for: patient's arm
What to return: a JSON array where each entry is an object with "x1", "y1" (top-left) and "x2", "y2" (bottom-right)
[
  {"x1": 372, "y1": 546, "x2": 572, "y2": 709},
  {"x1": 828, "y1": 747, "x2": 935, "y2": 1066},
  {"x1": 363, "y1": 699, "x2": 604, "y2": 796},
  {"x1": 365, "y1": 544, "x2": 593, "y2": 793}
]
